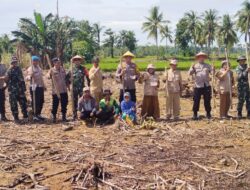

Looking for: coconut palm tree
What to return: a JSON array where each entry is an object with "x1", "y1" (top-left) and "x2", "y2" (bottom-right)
[
  {"x1": 160, "y1": 25, "x2": 172, "y2": 53},
  {"x1": 117, "y1": 30, "x2": 137, "y2": 52},
  {"x1": 217, "y1": 14, "x2": 238, "y2": 50},
  {"x1": 93, "y1": 23, "x2": 104, "y2": 48},
  {"x1": 236, "y1": 0, "x2": 250, "y2": 44},
  {"x1": 103, "y1": 28, "x2": 116, "y2": 58},
  {"x1": 142, "y1": 6, "x2": 168, "y2": 57},
  {"x1": 184, "y1": 11, "x2": 201, "y2": 51},
  {"x1": 202, "y1": 9, "x2": 219, "y2": 55}
]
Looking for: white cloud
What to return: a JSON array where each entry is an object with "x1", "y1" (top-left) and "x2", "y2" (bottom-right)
[{"x1": 0, "y1": 0, "x2": 246, "y2": 45}]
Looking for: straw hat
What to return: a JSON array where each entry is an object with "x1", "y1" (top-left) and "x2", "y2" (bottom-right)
[
  {"x1": 170, "y1": 59, "x2": 178, "y2": 65},
  {"x1": 122, "y1": 51, "x2": 135, "y2": 58},
  {"x1": 72, "y1": 55, "x2": 84, "y2": 61},
  {"x1": 147, "y1": 64, "x2": 155, "y2": 70},
  {"x1": 195, "y1": 52, "x2": 208, "y2": 59}
]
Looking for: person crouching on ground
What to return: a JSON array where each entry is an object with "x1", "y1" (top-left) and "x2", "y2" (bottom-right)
[
  {"x1": 96, "y1": 89, "x2": 119, "y2": 125},
  {"x1": 121, "y1": 92, "x2": 136, "y2": 124},
  {"x1": 47, "y1": 58, "x2": 69, "y2": 123},
  {"x1": 164, "y1": 59, "x2": 183, "y2": 120},
  {"x1": 78, "y1": 87, "x2": 97, "y2": 122},
  {"x1": 215, "y1": 60, "x2": 234, "y2": 119},
  {"x1": 141, "y1": 64, "x2": 160, "y2": 120}
]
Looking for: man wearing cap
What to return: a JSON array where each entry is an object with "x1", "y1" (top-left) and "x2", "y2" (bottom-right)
[
  {"x1": 235, "y1": 55, "x2": 250, "y2": 119},
  {"x1": 47, "y1": 58, "x2": 69, "y2": 122},
  {"x1": 26, "y1": 56, "x2": 46, "y2": 121},
  {"x1": 0, "y1": 54, "x2": 8, "y2": 121},
  {"x1": 141, "y1": 64, "x2": 160, "y2": 120},
  {"x1": 116, "y1": 51, "x2": 140, "y2": 103},
  {"x1": 67, "y1": 55, "x2": 90, "y2": 119},
  {"x1": 5, "y1": 56, "x2": 28, "y2": 122},
  {"x1": 89, "y1": 56, "x2": 103, "y2": 103},
  {"x1": 189, "y1": 52, "x2": 213, "y2": 120},
  {"x1": 78, "y1": 87, "x2": 97, "y2": 122},
  {"x1": 215, "y1": 60, "x2": 234, "y2": 119},
  {"x1": 164, "y1": 59, "x2": 183, "y2": 120}
]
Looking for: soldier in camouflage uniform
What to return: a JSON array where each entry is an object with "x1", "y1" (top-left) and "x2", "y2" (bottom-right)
[
  {"x1": 0, "y1": 54, "x2": 8, "y2": 121},
  {"x1": 67, "y1": 55, "x2": 90, "y2": 119},
  {"x1": 5, "y1": 56, "x2": 28, "y2": 122},
  {"x1": 235, "y1": 55, "x2": 250, "y2": 119}
]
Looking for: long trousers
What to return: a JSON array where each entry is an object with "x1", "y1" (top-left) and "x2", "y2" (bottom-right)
[
  {"x1": 51, "y1": 93, "x2": 68, "y2": 115},
  {"x1": 192, "y1": 86, "x2": 211, "y2": 114},
  {"x1": 9, "y1": 93, "x2": 28, "y2": 118},
  {"x1": 0, "y1": 89, "x2": 5, "y2": 116},
  {"x1": 220, "y1": 92, "x2": 230, "y2": 117},
  {"x1": 30, "y1": 87, "x2": 44, "y2": 116},
  {"x1": 166, "y1": 92, "x2": 180, "y2": 119}
]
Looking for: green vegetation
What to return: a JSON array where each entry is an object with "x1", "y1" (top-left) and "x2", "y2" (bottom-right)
[{"x1": 80, "y1": 56, "x2": 239, "y2": 72}]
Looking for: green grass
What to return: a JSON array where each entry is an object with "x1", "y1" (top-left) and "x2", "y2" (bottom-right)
[{"x1": 78, "y1": 56, "x2": 239, "y2": 72}]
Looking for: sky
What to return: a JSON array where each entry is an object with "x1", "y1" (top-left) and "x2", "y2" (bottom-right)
[{"x1": 0, "y1": 0, "x2": 244, "y2": 45}]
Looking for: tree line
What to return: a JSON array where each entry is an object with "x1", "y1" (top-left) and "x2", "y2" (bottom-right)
[{"x1": 0, "y1": 0, "x2": 250, "y2": 65}]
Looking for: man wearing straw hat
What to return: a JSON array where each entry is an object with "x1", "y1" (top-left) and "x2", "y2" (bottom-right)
[
  {"x1": 116, "y1": 51, "x2": 140, "y2": 103},
  {"x1": 67, "y1": 55, "x2": 90, "y2": 120},
  {"x1": 164, "y1": 59, "x2": 183, "y2": 120},
  {"x1": 235, "y1": 55, "x2": 250, "y2": 119},
  {"x1": 189, "y1": 52, "x2": 213, "y2": 120}
]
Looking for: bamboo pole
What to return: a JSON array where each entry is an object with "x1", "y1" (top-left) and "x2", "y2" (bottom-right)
[
  {"x1": 70, "y1": 59, "x2": 75, "y2": 115},
  {"x1": 211, "y1": 52, "x2": 216, "y2": 109},
  {"x1": 224, "y1": 48, "x2": 233, "y2": 109}
]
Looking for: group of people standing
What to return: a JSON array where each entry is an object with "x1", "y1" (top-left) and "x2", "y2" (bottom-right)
[{"x1": 0, "y1": 50, "x2": 249, "y2": 125}]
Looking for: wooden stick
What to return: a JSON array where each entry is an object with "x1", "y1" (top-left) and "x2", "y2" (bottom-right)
[
  {"x1": 191, "y1": 161, "x2": 210, "y2": 172},
  {"x1": 97, "y1": 179, "x2": 123, "y2": 190},
  {"x1": 224, "y1": 48, "x2": 233, "y2": 109}
]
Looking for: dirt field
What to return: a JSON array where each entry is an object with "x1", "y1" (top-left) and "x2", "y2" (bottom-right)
[{"x1": 0, "y1": 71, "x2": 250, "y2": 190}]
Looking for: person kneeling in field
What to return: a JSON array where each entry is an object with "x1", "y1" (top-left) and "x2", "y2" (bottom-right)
[
  {"x1": 164, "y1": 59, "x2": 183, "y2": 120},
  {"x1": 96, "y1": 89, "x2": 119, "y2": 125},
  {"x1": 121, "y1": 92, "x2": 136, "y2": 124},
  {"x1": 78, "y1": 87, "x2": 97, "y2": 122},
  {"x1": 215, "y1": 60, "x2": 234, "y2": 119},
  {"x1": 140, "y1": 64, "x2": 160, "y2": 120}
]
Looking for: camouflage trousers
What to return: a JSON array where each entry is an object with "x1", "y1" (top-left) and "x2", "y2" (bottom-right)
[
  {"x1": 237, "y1": 88, "x2": 250, "y2": 113},
  {"x1": 73, "y1": 90, "x2": 83, "y2": 117},
  {"x1": 9, "y1": 92, "x2": 28, "y2": 118}
]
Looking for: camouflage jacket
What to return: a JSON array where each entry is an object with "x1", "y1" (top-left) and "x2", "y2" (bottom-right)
[
  {"x1": 6, "y1": 66, "x2": 26, "y2": 94},
  {"x1": 67, "y1": 65, "x2": 90, "y2": 93},
  {"x1": 235, "y1": 64, "x2": 249, "y2": 89}
]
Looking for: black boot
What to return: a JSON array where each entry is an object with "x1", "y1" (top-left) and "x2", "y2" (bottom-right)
[
  {"x1": 51, "y1": 114, "x2": 56, "y2": 123},
  {"x1": 192, "y1": 112, "x2": 198, "y2": 120},
  {"x1": 62, "y1": 114, "x2": 68, "y2": 122},
  {"x1": 247, "y1": 112, "x2": 250, "y2": 119},
  {"x1": 0, "y1": 113, "x2": 8, "y2": 121},
  {"x1": 73, "y1": 112, "x2": 77, "y2": 120},
  {"x1": 14, "y1": 114, "x2": 19, "y2": 123},
  {"x1": 237, "y1": 112, "x2": 242, "y2": 119},
  {"x1": 206, "y1": 112, "x2": 212, "y2": 119}
]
